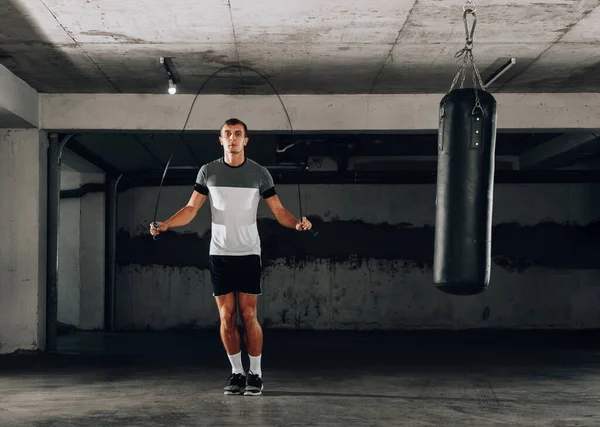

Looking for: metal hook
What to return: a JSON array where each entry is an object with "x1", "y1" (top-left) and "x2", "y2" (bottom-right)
[
  {"x1": 462, "y1": 9, "x2": 477, "y2": 44},
  {"x1": 463, "y1": 0, "x2": 477, "y2": 12}
]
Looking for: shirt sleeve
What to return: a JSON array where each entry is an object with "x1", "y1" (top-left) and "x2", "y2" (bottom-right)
[
  {"x1": 259, "y1": 166, "x2": 276, "y2": 199},
  {"x1": 194, "y1": 164, "x2": 209, "y2": 195}
]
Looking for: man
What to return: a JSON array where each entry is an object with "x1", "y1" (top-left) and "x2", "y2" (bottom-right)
[{"x1": 150, "y1": 118, "x2": 312, "y2": 396}]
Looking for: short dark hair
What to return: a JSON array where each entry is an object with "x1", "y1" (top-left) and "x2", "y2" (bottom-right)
[{"x1": 220, "y1": 118, "x2": 248, "y2": 136}]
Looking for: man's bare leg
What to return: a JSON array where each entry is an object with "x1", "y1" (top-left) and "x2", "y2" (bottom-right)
[
  {"x1": 239, "y1": 292, "x2": 262, "y2": 358},
  {"x1": 216, "y1": 292, "x2": 247, "y2": 395},
  {"x1": 215, "y1": 293, "x2": 243, "y2": 372},
  {"x1": 239, "y1": 292, "x2": 263, "y2": 397}
]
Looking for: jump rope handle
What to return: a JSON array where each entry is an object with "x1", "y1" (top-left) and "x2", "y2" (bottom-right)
[
  {"x1": 152, "y1": 222, "x2": 160, "y2": 240},
  {"x1": 298, "y1": 184, "x2": 318, "y2": 237}
]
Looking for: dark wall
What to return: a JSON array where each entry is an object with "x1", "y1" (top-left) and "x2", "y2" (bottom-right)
[{"x1": 114, "y1": 183, "x2": 600, "y2": 330}]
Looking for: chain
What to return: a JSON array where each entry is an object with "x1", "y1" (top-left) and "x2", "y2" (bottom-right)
[
  {"x1": 447, "y1": 0, "x2": 485, "y2": 115},
  {"x1": 471, "y1": 51, "x2": 485, "y2": 114}
]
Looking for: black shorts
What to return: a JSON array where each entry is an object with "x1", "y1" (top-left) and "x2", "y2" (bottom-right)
[{"x1": 209, "y1": 255, "x2": 263, "y2": 297}]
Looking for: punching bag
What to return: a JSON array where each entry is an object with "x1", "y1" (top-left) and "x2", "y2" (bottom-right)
[{"x1": 434, "y1": 88, "x2": 497, "y2": 296}]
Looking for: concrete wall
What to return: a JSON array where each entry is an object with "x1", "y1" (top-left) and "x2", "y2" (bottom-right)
[
  {"x1": 114, "y1": 181, "x2": 600, "y2": 331},
  {"x1": 0, "y1": 129, "x2": 47, "y2": 353},
  {"x1": 58, "y1": 169, "x2": 105, "y2": 330},
  {"x1": 78, "y1": 182, "x2": 105, "y2": 330}
]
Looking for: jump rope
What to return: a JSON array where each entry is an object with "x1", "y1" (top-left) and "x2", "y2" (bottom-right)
[{"x1": 152, "y1": 64, "x2": 318, "y2": 239}]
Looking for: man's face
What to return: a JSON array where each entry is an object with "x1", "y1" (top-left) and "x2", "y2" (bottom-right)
[{"x1": 219, "y1": 124, "x2": 248, "y2": 154}]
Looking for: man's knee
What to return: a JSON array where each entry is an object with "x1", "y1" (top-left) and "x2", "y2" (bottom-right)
[
  {"x1": 240, "y1": 306, "x2": 257, "y2": 325},
  {"x1": 219, "y1": 306, "x2": 237, "y2": 330}
]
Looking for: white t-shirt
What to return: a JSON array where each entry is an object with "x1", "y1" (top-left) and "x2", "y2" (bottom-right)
[{"x1": 194, "y1": 157, "x2": 276, "y2": 256}]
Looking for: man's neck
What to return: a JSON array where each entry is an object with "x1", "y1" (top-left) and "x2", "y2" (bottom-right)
[{"x1": 224, "y1": 152, "x2": 245, "y2": 167}]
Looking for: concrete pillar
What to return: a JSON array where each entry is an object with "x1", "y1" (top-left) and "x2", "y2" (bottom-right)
[{"x1": 0, "y1": 129, "x2": 47, "y2": 354}]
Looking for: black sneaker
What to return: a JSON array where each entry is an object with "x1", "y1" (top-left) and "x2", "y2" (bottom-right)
[
  {"x1": 223, "y1": 373, "x2": 246, "y2": 395},
  {"x1": 243, "y1": 371, "x2": 263, "y2": 396}
]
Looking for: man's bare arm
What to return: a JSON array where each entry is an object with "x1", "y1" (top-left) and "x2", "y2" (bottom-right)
[
  {"x1": 264, "y1": 194, "x2": 312, "y2": 231},
  {"x1": 150, "y1": 191, "x2": 207, "y2": 235}
]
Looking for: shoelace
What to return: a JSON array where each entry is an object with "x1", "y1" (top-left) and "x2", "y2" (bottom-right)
[{"x1": 246, "y1": 372, "x2": 261, "y2": 384}]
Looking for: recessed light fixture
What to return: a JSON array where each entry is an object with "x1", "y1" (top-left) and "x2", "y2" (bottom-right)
[
  {"x1": 168, "y1": 79, "x2": 176, "y2": 95},
  {"x1": 160, "y1": 57, "x2": 179, "y2": 95}
]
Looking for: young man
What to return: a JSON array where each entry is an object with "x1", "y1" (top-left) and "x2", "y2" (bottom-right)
[{"x1": 150, "y1": 118, "x2": 312, "y2": 396}]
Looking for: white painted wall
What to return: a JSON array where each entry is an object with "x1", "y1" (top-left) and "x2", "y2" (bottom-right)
[
  {"x1": 59, "y1": 170, "x2": 82, "y2": 327},
  {"x1": 0, "y1": 129, "x2": 47, "y2": 353},
  {"x1": 79, "y1": 187, "x2": 105, "y2": 330},
  {"x1": 58, "y1": 168, "x2": 105, "y2": 330},
  {"x1": 115, "y1": 181, "x2": 600, "y2": 330}
]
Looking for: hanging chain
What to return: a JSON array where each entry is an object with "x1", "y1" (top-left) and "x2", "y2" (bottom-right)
[{"x1": 447, "y1": 0, "x2": 485, "y2": 116}]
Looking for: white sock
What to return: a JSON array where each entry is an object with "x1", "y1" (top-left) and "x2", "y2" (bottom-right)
[
  {"x1": 249, "y1": 354, "x2": 262, "y2": 378},
  {"x1": 227, "y1": 351, "x2": 244, "y2": 375}
]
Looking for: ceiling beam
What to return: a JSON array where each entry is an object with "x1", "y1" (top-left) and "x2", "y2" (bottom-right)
[
  {"x1": 39, "y1": 93, "x2": 600, "y2": 133},
  {"x1": 518, "y1": 132, "x2": 600, "y2": 170},
  {"x1": 0, "y1": 64, "x2": 38, "y2": 128},
  {"x1": 61, "y1": 147, "x2": 105, "y2": 174},
  {"x1": 65, "y1": 138, "x2": 123, "y2": 176}
]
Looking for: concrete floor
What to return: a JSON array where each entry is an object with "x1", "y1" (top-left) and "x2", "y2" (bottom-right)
[{"x1": 1, "y1": 330, "x2": 600, "y2": 426}]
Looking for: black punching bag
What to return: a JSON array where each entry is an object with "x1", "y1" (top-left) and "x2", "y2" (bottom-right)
[{"x1": 434, "y1": 88, "x2": 497, "y2": 295}]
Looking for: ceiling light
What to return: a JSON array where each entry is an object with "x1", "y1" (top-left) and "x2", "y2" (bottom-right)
[
  {"x1": 168, "y1": 79, "x2": 177, "y2": 95},
  {"x1": 159, "y1": 56, "x2": 180, "y2": 95}
]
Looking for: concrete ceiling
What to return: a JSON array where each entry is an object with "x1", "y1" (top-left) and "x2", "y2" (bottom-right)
[
  {"x1": 2, "y1": 0, "x2": 600, "y2": 95},
  {"x1": 4, "y1": 0, "x2": 599, "y2": 181}
]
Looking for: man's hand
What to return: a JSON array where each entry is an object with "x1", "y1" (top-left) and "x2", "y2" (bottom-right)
[
  {"x1": 295, "y1": 216, "x2": 312, "y2": 231},
  {"x1": 150, "y1": 221, "x2": 169, "y2": 237}
]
